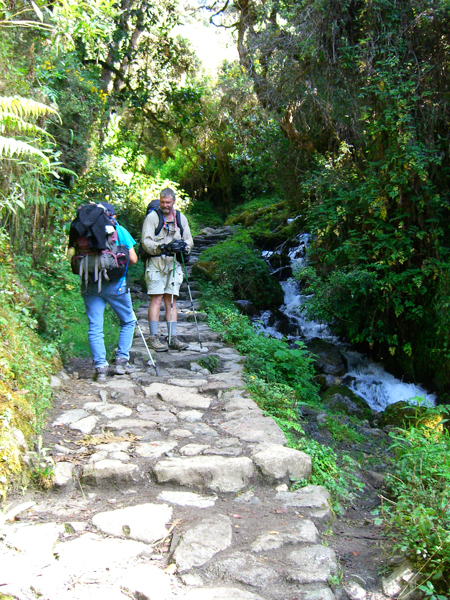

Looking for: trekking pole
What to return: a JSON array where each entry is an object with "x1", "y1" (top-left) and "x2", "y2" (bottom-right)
[
  {"x1": 180, "y1": 253, "x2": 203, "y2": 349},
  {"x1": 131, "y1": 307, "x2": 158, "y2": 376},
  {"x1": 168, "y1": 256, "x2": 177, "y2": 348}
]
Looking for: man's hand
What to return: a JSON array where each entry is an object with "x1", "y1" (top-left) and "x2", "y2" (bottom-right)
[
  {"x1": 158, "y1": 243, "x2": 173, "y2": 255},
  {"x1": 167, "y1": 239, "x2": 188, "y2": 254}
]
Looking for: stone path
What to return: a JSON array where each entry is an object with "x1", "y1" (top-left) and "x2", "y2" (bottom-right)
[{"x1": 0, "y1": 228, "x2": 351, "y2": 600}]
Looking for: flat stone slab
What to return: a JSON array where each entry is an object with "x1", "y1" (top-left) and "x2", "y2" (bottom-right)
[
  {"x1": 173, "y1": 515, "x2": 232, "y2": 572},
  {"x1": 167, "y1": 378, "x2": 208, "y2": 388},
  {"x1": 83, "y1": 402, "x2": 133, "y2": 419},
  {"x1": 69, "y1": 415, "x2": 99, "y2": 434},
  {"x1": 180, "y1": 443, "x2": 211, "y2": 456},
  {"x1": 92, "y1": 503, "x2": 172, "y2": 544},
  {"x1": 104, "y1": 379, "x2": 137, "y2": 389},
  {"x1": 96, "y1": 442, "x2": 131, "y2": 452},
  {"x1": 220, "y1": 416, "x2": 286, "y2": 445},
  {"x1": 251, "y1": 520, "x2": 319, "y2": 552},
  {"x1": 52, "y1": 409, "x2": 88, "y2": 426},
  {"x1": 3, "y1": 522, "x2": 65, "y2": 565},
  {"x1": 182, "y1": 590, "x2": 267, "y2": 600},
  {"x1": 276, "y1": 485, "x2": 332, "y2": 520},
  {"x1": 207, "y1": 551, "x2": 280, "y2": 588},
  {"x1": 135, "y1": 440, "x2": 178, "y2": 459},
  {"x1": 251, "y1": 443, "x2": 312, "y2": 481},
  {"x1": 143, "y1": 383, "x2": 212, "y2": 409},
  {"x1": 120, "y1": 563, "x2": 174, "y2": 600},
  {"x1": 157, "y1": 491, "x2": 217, "y2": 508},
  {"x1": 186, "y1": 422, "x2": 219, "y2": 436},
  {"x1": 153, "y1": 456, "x2": 255, "y2": 492},
  {"x1": 81, "y1": 459, "x2": 139, "y2": 484},
  {"x1": 105, "y1": 418, "x2": 157, "y2": 430},
  {"x1": 55, "y1": 532, "x2": 149, "y2": 568},
  {"x1": 137, "y1": 410, "x2": 178, "y2": 424},
  {"x1": 178, "y1": 409, "x2": 204, "y2": 422},
  {"x1": 287, "y1": 545, "x2": 338, "y2": 584}
]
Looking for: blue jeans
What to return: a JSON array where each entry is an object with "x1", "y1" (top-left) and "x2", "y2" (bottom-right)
[{"x1": 82, "y1": 280, "x2": 135, "y2": 368}]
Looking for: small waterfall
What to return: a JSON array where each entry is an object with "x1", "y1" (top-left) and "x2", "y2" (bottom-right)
[{"x1": 257, "y1": 234, "x2": 436, "y2": 412}]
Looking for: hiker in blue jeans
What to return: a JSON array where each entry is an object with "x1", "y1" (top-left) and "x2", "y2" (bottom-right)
[{"x1": 81, "y1": 202, "x2": 138, "y2": 383}]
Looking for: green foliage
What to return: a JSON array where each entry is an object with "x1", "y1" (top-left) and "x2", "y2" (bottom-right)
[
  {"x1": 200, "y1": 282, "x2": 319, "y2": 409},
  {"x1": 198, "y1": 355, "x2": 220, "y2": 373},
  {"x1": 294, "y1": 438, "x2": 365, "y2": 512},
  {"x1": 379, "y1": 410, "x2": 450, "y2": 593},
  {"x1": 319, "y1": 416, "x2": 365, "y2": 445},
  {"x1": 194, "y1": 230, "x2": 283, "y2": 309},
  {"x1": 246, "y1": 376, "x2": 304, "y2": 441}
]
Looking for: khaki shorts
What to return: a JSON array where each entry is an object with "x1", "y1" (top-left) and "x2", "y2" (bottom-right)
[{"x1": 145, "y1": 263, "x2": 183, "y2": 296}]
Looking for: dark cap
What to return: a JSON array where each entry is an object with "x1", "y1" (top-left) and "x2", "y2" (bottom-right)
[{"x1": 99, "y1": 202, "x2": 116, "y2": 216}]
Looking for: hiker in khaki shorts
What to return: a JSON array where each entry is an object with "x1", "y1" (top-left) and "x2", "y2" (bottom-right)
[{"x1": 141, "y1": 188, "x2": 194, "y2": 351}]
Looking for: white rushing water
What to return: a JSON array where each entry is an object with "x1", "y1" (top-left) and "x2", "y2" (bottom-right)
[{"x1": 258, "y1": 234, "x2": 436, "y2": 412}]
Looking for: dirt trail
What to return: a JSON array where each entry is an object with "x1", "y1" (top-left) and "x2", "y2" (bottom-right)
[{"x1": 0, "y1": 228, "x2": 400, "y2": 600}]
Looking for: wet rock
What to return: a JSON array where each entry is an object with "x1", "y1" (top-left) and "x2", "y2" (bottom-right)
[
  {"x1": 235, "y1": 300, "x2": 258, "y2": 316},
  {"x1": 172, "y1": 515, "x2": 232, "y2": 572},
  {"x1": 321, "y1": 385, "x2": 373, "y2": 420},
  {"x1": 305, "y1": 338, "x2": 347, "y2": 377}
]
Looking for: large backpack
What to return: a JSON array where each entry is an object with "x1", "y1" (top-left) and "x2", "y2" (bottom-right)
[
  {"x1": 69, "y1": 204, "x2": 130, "y2": 290},
  {"x1": 138, "y1": 199, "x2": 187, "y2": 263}
]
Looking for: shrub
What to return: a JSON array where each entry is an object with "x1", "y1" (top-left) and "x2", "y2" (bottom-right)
[
  {"x1": 379, "y1": 408, "x2": 450, "y2": 593},
  {"x1": 194, "y1": 231, "x2": 283, "y2": 309}
]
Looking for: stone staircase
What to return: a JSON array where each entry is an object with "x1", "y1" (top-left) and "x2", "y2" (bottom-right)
[{"x1": 0, "y1": 227, "x2": 339, "y2": 600}]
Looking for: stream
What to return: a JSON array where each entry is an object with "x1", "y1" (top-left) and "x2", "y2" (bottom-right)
[{"x1": 256, "y1": 234, "x2": 436, "y2": 413}]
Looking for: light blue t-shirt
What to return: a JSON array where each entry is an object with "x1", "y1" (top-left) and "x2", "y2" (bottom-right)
[{"x1": 115, "y1": 223, "x2": 136, "y2": 249}]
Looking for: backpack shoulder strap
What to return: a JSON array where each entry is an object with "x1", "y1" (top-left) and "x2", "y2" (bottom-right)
[
  {"x1": 154, "y1": 208, "x2": 165, "y2": 236},
  {"x1": 175, "y1": 210, "x2": 184, "y2": 238}
]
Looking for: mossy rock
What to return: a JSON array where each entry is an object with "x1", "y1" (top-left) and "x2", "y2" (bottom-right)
[
  {"x1": 378, "y1": 401, "x2": 445, "y2": 432},
  {"x1": 305, "y1": 338, "x2": 347, "y2": 377},
  {"x1": 192, "y1": 261, "x2": 219, "y2": 281},
  {"x1": 321, "y1": 384, "x2": 373, "y2": 420}
]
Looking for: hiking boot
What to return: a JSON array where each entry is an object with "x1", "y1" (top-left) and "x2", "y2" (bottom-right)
[
  {"x1": 95, "y1": 365, "x2": 109, "y2": 383},
  {"x1": 114, "y1": 357, "x2": 136, "y2": 375},
  {"x1": 148, "y1": 334, "x2": 168, "y2": 352},
  {"x1": 167, "y1": 336, "x2": 188, "y2": 351}
]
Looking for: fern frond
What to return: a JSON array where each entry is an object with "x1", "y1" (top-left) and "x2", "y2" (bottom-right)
[
  {"x1": 0, "y1": 112, "x2": 53, "y2": 137},
  {"x1": 0, "y1": 136, "x2": 49, "y2": 164},
  {"x1": 0, "y1": 97, "x2": 61, "y2": 123}
]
